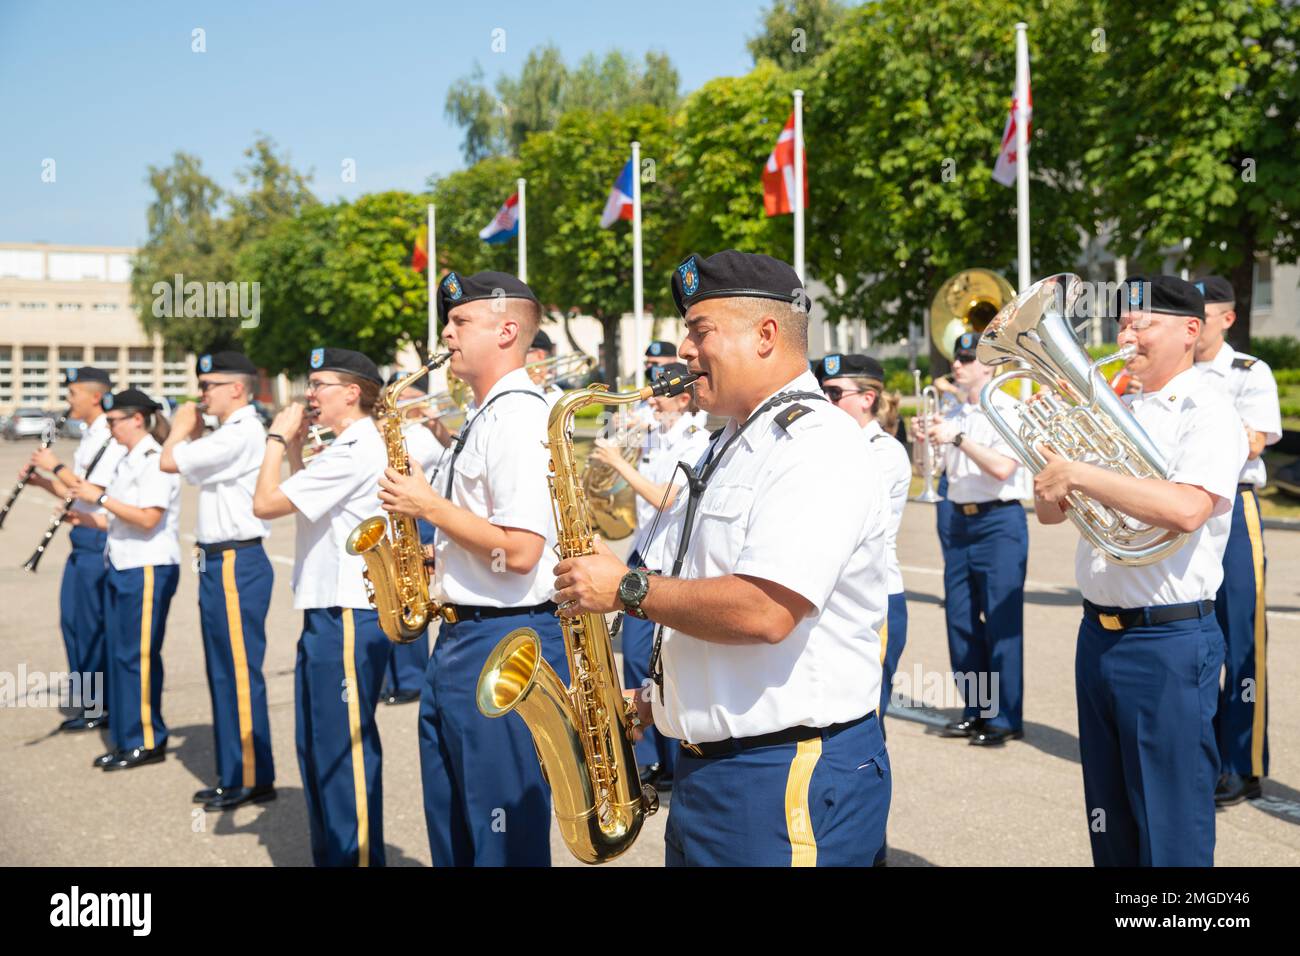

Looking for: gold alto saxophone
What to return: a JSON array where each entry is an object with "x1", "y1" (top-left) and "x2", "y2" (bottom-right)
[
  {"x1": 474, "y1": 368, "x2": 699, "y2": 864},
  {"x1": 346, "y1": 352, "x2": 453, "y2": 643}
]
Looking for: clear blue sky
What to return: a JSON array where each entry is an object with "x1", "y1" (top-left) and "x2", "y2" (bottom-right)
[{"x1": 1, "y1": 0, "x2": 767, "y2": 247}]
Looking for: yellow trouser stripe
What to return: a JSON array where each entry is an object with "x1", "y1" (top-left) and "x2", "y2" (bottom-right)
[
  {"x1": 1242, "y1": 490, "x2": 1267, "y2": 777},
  {"x1": 877, "y1": 615, "x2": 889, "y2": 714},
  {"x1": 785, "y1": 738, "x2": 822, "y2": 867},
  {"x1": 140, "y1": 566, "x2": 155, "y2": 751},
  {"x1": 221, "y1": 552, "x2": 256, "y2": 788},
  {"x1": 342, "y1": 609, "x2": 369, "y2": 867}
]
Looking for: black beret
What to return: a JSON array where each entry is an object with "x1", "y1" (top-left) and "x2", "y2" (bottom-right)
[
  {"x1": 64, "y1": 366, "x2": 112, "y2": 387},
  {"x1": 197, "y1": 350, "x2": 257, "y2": 376},
  {"x1": 953, "y1": 331, "x2": 981, "y2": 359},
  {"x1": 1194, "y1": 275, "x2": 1235, "y2": 306},
  {"x1": 645, "y1": 340, "x2": 676, "y2": 358},
  {"x1": 103, "y1": 388, "x2": 162, "y2": 414},
  {"x1": 387, "y1": 369, "x2": 429, "y2": 394},
  {"x1": 816, "y1": 353, "x2": 885, "y2": 384},
  {"x1": 670, "y1": 250, "x2": 806, "y2": 318},
  {"x1": 648, "y1": 361, "x2": 689, "y2": 382},
  {"x1": 438, "y1": 270, "x2": 538, "y2": 320},
  {"x1": 307, "y1": 347, "x2": 383, "y2": 385},
  {"x1": 1114, "y1": 274, "x2": 1205, "y2": 321},
  {"x1": 530, "y1": 329, "x2": 554, "y2": 352}
]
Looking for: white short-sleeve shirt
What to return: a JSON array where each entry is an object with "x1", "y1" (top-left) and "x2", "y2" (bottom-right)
[
  {"x1": 1076, "y1": 367, "x2": 1248, "y2": 607},
  {"x1": 652, "y1": 370, "x2": 890, "y2": 744},
  {"x1": 70, "y1": 414, "x2": 127, "y2": 516},
  {"x1": 434, "y1": 367, "x2": 557, "y2": 608},
  {"x1": 170, "y1": 404, "x2": 271, "y2": 544},
  {"x1": 861, "y1": 418, "x2": 911, "y2": 594},
  {"x1": 280, "y1": 416, "x2": 386, "y2": 610},
  {"x1": 105, "y1": 435, "x2": 181, "y2": 570},
  {"x1": 1195, "y1": 343, "x2": 1281, "y2": 488},
  {"x1": 941, "y1": 391, "x2": 1031, "y2": 503},
  {"x1": 630, "y1": 413, "x2": 713, "y2": 571}
]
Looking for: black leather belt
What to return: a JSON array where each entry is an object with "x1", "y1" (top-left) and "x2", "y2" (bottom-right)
[
  {"x1": 1083, "y1": 599, "x2": 1215, "y2": 632},
  {"x1": 955, "y1": 499, "x2": 1019, "y2": 517},
  {"x1": 443, "y1": 600, "x2": 557, "y2": 625},
  {"x1": 680, "y1": 712, "x2": 874, "y2": 760},
  {"x1": 197, "y1": 537, "x2": 263, "y2": 556}
]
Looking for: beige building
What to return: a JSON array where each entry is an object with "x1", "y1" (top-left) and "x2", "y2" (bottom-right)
[{"x1": 0, "y1": 242, "x2": 195, "y2": 415}]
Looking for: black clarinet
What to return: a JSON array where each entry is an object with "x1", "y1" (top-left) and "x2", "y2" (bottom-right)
[
  {"x1": 24, "y1": 438, "x2": 111, "y2": 573},
  {"x1": 0, "y1": 409, "x2": 69, "y2": 529}
]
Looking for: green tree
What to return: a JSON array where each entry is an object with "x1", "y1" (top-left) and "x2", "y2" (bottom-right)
[
  {"x1": 519, "y1": 105, "x2": 682, "y2": 382},
  {"x1": 446, "y1": 45, "x2": 680, "y2": 161},
  {"x1": 808, "y1": 0, "x2": 1092, "y2": 355},
  {"x1": 1086, "y1": 0, "x2": 1300, "y2": 346},
  {"x1": 239, "y1": 191, "x2": 432, "y2": 374},
  {"x1": 131, "y1": 137, "x2": 317, "y2": 355},
  {"x1": 748, "y1": 0, "x2": 848, "y2": 70},
  {"x1": 674, "y1": 60, "x2": 807, "y2": 263}
]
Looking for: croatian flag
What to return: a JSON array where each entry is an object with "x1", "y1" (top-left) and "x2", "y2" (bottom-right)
[
  {"x1": 992, "y1": 73, "x2": 1033, "y2": 187},
  {"x1": 600, "y1": 159, "x2": 635, "y2": 228},
  {"x1": 479, "y1": 192, "x2": 520, "y2": 244}
]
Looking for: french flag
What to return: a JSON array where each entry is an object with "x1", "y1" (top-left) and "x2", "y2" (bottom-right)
[
  {"x1": 479, "y1": 192, "x2": 520, "y2": 244},
  {"x1": 600, "y1": 159, "x2": 635, "y2": 228}
]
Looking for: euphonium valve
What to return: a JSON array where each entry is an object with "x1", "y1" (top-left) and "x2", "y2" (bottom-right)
[{"x1": 475, "y1": 367, "x2": 698, "y2": 864}]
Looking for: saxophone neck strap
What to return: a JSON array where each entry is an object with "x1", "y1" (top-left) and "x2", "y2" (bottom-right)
[{"x1": 442, "y1": 389, "x2": 546, "y2": 497}]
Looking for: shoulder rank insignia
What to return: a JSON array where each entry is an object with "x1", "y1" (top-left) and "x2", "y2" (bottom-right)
[
  {"x1": 144, "y1": 448, "x2": 159, "y2": 456},
  {"x1": 1231, "y1": 357, "x2": 1257, "y2": 370},
  {"x1": 870, "y1": 433, "x2": 884, "y2": 442},
  {"x1": 775, "y1": 403, "x2": 815, "y2": 432}
]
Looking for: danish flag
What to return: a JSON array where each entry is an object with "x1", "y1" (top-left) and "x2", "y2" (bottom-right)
[{"x1": 762, "y1": 111, "x2": 808, "y2": 217}]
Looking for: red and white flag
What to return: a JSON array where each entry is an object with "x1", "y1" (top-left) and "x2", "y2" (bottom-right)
[
  {"x1": 992, "y1": 73, "x2": 1032, "y2": 187},
  {"x1": 762, "y1": 111, "x2": 807, "y2": 217}
]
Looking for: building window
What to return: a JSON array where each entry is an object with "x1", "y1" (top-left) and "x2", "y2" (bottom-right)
[
  {"x1": 19, "y1": 301, "x2": 48, "y2": 310},
  {"x1": 94, "y1": 347, "x2": 120, "y2": 365},
  {"x1": 1253, "y1": 258, "x2": 1273, "y2": 311},
  {"x1": 58, "y1": 347, "x2": 84, "y2": 377},
  {"x1": 92, "y1": 303, "x2": 119, "y2": 312},
  {"x1": 21, "y1": 346, "x2": 49, "y2": 405},
  {"x1": 0, "y1": 347, "x2": 12, "y2": 403},
  {"x1": 57, "y1": 302, "x2": 84, "y2": 311}
]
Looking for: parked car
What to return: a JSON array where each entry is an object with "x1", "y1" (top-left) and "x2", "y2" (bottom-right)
[
  {"x1": 3, "y1": 407, "x2": 58, "y2": 441},
  {"x1": 60, "y1": 418, "x2": 88, "y2": 440}
]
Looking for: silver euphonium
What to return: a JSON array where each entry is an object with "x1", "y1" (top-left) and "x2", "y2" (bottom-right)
[{"x1": 975, "y1": 273, "x2": 1186, "y2": 567}]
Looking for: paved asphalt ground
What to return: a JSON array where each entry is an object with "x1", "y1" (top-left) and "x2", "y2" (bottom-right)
[{"x1": 1, "y1": 436, "x2": 1297, "y2": 867}]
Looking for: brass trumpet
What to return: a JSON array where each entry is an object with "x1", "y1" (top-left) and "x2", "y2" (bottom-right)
[{"x1": 909, "y1": 371, "x2": 943, "y2": 503}]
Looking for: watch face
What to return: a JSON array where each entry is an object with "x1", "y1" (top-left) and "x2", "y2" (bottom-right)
[{"x1": 619, "y1": 571, "x2": 646, "y2": 604}]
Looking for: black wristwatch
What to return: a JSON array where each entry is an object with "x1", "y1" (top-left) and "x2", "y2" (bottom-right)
[
  {"x1": 953, "y1": 432, "x2": 965, "y2": 448},
  {"x1": 97, "y1": 493, "x2": 109, "y2": 507},
  {"x1": 618, "y1": 570, "x2": 651, "y2": 619}
]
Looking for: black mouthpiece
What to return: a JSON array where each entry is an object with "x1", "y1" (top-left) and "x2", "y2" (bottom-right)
[{"x1": 648, "y1": 372, "x2": 700, "y2": 399}]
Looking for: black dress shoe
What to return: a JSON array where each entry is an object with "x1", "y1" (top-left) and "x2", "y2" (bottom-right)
[
  {"x1": 384, "y1": 689, "x2": 421, "y2": 706},
  {"x1": 652, "y1": 772, "x2": 674, "y2": 794},
  {"x1": 93, "y1": 749, "x2": 124, "y2": 768},
  {"x1": 59, "y1": 716, "x2": 89, "y2": 732},
  {"x1": 102, "y1": 744, "x2": 167, "y2": 771},
  {"x1": 193, "y1": 787, "x2": 223, "y2": 803},
  {"x1": 969, "y1": 726, "x2": 1024, "y2": 747},
  {"x1": 1214, "y1": 773, "x2": 1262, "y2": 807},
  {"x1": 82, "y1": 714, "x2": 109, "y2": 731},
  {"x1": 939, "y1": 717, "x2": 985, "y2": 738},
  {"x1": 639, "y1": 763, "x2": 661, "y2": 786},
  {"x1": 205, "y1": 784, "x2": 276, "y2": 810}
]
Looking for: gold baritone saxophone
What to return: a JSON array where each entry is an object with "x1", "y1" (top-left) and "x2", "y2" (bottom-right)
[
  {"x1": 346, "y1": 352, "x2": 453, "y2": 643},
  {"x1": 475, "y1": 368, "x2": 699, "y2": 864}
]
